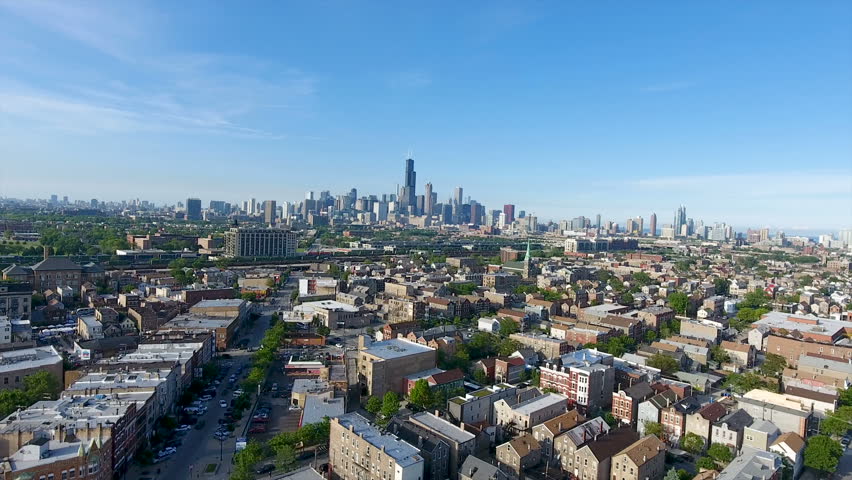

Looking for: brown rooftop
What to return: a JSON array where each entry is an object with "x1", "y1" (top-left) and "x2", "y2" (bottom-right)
[
  {"x1": 616, "y1": 434, "x2": 666, "y2": 466},
  {"x1": 720, "y1": 341, "x2": 751, "y2": 353},
  {"x1": 507, "y1": 433, "x2": 540, "y2": 457},
  {"x1": 771, "y1": 432, "x2": 805, "y2": 453},
  {"x1": 540, "y1": 410, "x2": 584, "y2": 436}
]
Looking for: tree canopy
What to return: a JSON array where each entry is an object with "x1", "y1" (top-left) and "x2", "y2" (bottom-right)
[
  {"x1": 804, "y1": 435, "x2": 843, "y2": 472},
  {"x1": 646, "y1": 354, "x2": 679, "y2": 375},
  {"x1": 668, "y1": 292, "x2": 689, "y2": 315}
]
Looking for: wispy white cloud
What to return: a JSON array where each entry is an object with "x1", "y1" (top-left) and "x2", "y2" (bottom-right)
[
  {"x1": 0, "y1": 0, "x2": 152, "y2": 61},
  {"x1": 0, "y1": 2, "x2": 317, "y2": 138},
  {"x1": 640, "y1": 81, "x2": 695, "y2": 93}
]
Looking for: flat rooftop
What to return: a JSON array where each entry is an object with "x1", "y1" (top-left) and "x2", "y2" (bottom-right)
[
  {"x1": 162, "y1": 314, "x2": 237, "y2": 329},
  {"x1": 301, "y1": 396, "x2": 344, "y2": 426},
  {"x1": 0, "y1": 345, "x2": 62, "y2": 373},
  {"x1": 191, "y1": 299, "x2": 246, "y2": 308},
  {"x1": 510, "y1": 393, "x2": 567, "y2": 416},
  {"x1": 410, "y1": 412, "x2": 475, "y2": 444},
  {"x1": 292, "y1": 379, "x2": 331, "y2": 395},
  {"x1": 362, "y1": 338, "x2": 434, "y2": 360},
  {"x1": 0, "y1": 395, "x2": 138, "y2": 433},
  {"x1": 754, "y1": 311, "x2": 850, "y2": 338},
  {"x1": 296, "y1": 300, "x2": 360, "y2": 313},
  {"x1": 335, "y1": 413, "x2": 423, "y2": 467}
]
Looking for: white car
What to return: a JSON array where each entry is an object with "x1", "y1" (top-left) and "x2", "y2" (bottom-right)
[
  {"x1": 175, "y1": 425, "x2": 191, "y2": 432},
  {"x1": 335, "y1": 343, "x2": 343, "y2": 348},
  {"x1": 219, "y1": 400, "x2": 228, "y2": 408},
  {"x1": 199, "y1": 395, "x2": 213, "y2": 402}
]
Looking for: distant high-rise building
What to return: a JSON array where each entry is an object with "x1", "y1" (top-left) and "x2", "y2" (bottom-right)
[
  {"x1": 596, "y1": 214, "x2": 602, "y2": 230},
  {"x1": 399, "y1": 158, "x2": 416, "y2": 210},
  {"x1": 503, "y1": 204, "x2": 515, "y2": 224},
  {"x1": 50, "y1": 194, "x2": 58, "y2": 204},
  {"x1": 673, "y1": 205, "x2": 687, "y2": 236},
  {"x1": 453, "y1": 187, "x2": 464, "y2": 208},
  {"x1": 263, "y1": 200, "x2": 277, "y2": 224},
  {"x1": 759, "y1": 228, "x2": 770, "y2": 242},
  {"x1": 470, "y1": 201, "x2": 482, "y2": 226},
  {"x1": 637, "y1": 216, "x2": 644, "y2": 235},
  {"x1": 518, "y1": 210, "x2": 526, "y2": 218},
  {"x1": 62, "y1": 196, "x2": 68, "y2": 204},
  {"x1": 224, "y1": 227, "x2": 297, "y2": 258},
  {"x1": 186, "y1": 198, "x2": 202, "y2": 221},
  {"x1": 249, "y1": 197, "x2": 258, "y2": 215},
  {"x1": 305, "y1": 191, "x2": 315, "y2": 201},
  {"x1": 649, "y1": 213, "x2": 657, "y2": 237},
  {"x1": 424, "y1": 182, "x2": 434, "y2": 216},
  {"x1": 90, "y1": 199, "x2": 98, "y2": 208}
]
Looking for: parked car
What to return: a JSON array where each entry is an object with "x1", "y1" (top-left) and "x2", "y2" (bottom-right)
[
  {"x1": 249, "y1": 424, "x2": 267, "y2": 433},
  {"x1": 199, "y1": 395, "x2": 213, "y2": 402},
  {"x1": 255, "y1": 464, "x2": 275, "y2": 474},
  {"x1": 175, "y1": 424, "x2": 191, "y2": 432},
  {"x1": 219, "y1": 400, "x2": 228, "y2": 408}
]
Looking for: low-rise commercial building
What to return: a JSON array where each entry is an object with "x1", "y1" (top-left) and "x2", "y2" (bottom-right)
[
  {"x1": 509, "y1": 333, "x2": 572, "y2": 359},
  {"x1": 0, "y1": 346, "x2": 63, "y2": 391},
  {"x1": 357, "y1": 338, "x2": 437, "y2": 397}
]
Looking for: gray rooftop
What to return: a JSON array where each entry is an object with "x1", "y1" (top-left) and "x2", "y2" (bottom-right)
[
  {"x1": 717, "y1": 447, "x2": 782, "y2": 480},
  {"x1": 510, "y1": 393, "x2": 568, "y2": 416},
  {"x1": 565, "y1": 417, "x2": 611, "y2": 446},
  {"x1": 746, "y1": 419, "x2": 780, "y2": 436},
  {"x1": 460, "y1": 456, "x2": 506, "y2": 480},
  {"x1": 292, "y1": 379, "x2": 331, "y2": 395},
  {"x1": 363, "y1": 338, "x2": 434, "y2": 360},
  {"x1": 301, "y1": 396, "x2": 344, "y2": 426},
  {"x1": 272, "y1": 467, "x2": 325, "y2": 480},
  {"x1": 335, "y1": 413, "x2": 423, "y2": 467},
  {"x1": 798, "y1": 354, "x2": 852, "y2": 375},
  {"x1": 410, "y1": 412, "x2": 475, "y2": 444},
  {"x1": 191, "y1": 299, "x2": 246, "y2": 308}
]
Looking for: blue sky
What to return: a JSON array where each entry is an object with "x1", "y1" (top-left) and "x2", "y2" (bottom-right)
[{"x1": 1, "y1": 1, "x2": 851, "y2": 231}]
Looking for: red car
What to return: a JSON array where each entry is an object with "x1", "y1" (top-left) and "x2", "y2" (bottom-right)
[{"x1": 249, "y1": 424, "x2": 267, "y2": 433}]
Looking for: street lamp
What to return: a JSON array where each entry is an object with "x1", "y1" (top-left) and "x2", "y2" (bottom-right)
[{"x1": 217, "y1": 436, "x2": 225, "y2": 461}]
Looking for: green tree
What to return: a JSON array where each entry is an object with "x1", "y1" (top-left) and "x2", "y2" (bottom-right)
[
  {"x1": 646, "y1": 354, "x2": 679, "y2": 375},
  {"x1": 804, "y1": 435, "x2": 843, "y2": 472},
  {"x1": 799, "y1": 275, "x2": 814, "y2": 287},
  {"x1": 643, "y1": 421, "x2": 663, "y2": 438},
  {"x1": 696, "y1": 456, "x2": 717, "y2": 470},
  {"x1": 644, "y1": 330, "x2": 658, "y2": 343},
  {"x1": 499, "y1": 318, "x2": 519, "y2": 337},
  {"x1": 668, "y1": 292, "x2": 689, "y2": 315},
  {"x1": 710, "y1": 345, "x2": 730, "y2": 364},
  {"x1": 724, "y1": 372, "x2": 776, "y2": 394},
  {"x1": 820, "y1": 406, "x2": 852, "y2": 437},
  {"x1": 664, "y1": 468, "x2": 680, "y2": 480},
  {"x1": 275, "y1": 444, "x2": 297, "y2": 471},
  {"x1": 742, "y1": 290, "x2": 770, "y2": 309},
  {"x1": 473, "y1": 368, "x2": 489, "y2": 385},
  {"x1": 707, "y1": 443, "x2": 733, "y2": 464},
  {"x1": 365, "y1": 396, "x2": 382, "y2": 415},
  {"x1": 632, "y1": 272, "x2": 653, "y2": 287},
  {"x1": 380, "y1": 392, "x2": 400, "y2": 419},
  {"x1": 530, "y1": 369, "x2": 540, "y2": 387},
  {"x1": 317, "y1": 325, "x2": 331, "y2": 337},
  {"x1": 498, "y1": 339, "x2": 522, "y2": 356},
  {"x1": 838, "y1": 387, "x2": 852, "y2": 407},
  {"x1": 408, "y1": 379, "x2": 433, "y2": 410},
  {"x1": 621, "y1": 292, "x2": 635, "y2": 306},
  {"x1": 23, "y1": 371, "x2": 59, "y2": 400},
  {"x1": 713, "y1": 278, "x2": 731, "y2": 296},
  {"x1": 760, "y1": 353, "x2": 787, "y2": 377},
  {"x1": 681, "y1": 432, "x2": 705, "y2": 455},
  {"x1": 241, "y1": 292, "x2": 258, "y2": 301}
]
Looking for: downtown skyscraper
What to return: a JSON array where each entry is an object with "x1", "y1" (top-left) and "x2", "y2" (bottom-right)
[{"x1": 399, "y1": 158, "x2": 416, "y2": 211}]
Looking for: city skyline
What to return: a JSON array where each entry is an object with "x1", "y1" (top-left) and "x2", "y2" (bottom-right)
[{"x1": 0, "y1": 2, "x2": 850, "y2": 229}]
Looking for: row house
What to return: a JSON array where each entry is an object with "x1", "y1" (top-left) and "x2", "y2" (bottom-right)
[
  {"x1": 611, "y1": 434, "x2": 667, "y2": 480},
  {"x1": 684, "y1": 402, "x2": 727, "y2": 450},
  {"x1": 611, "y1": 382, "x2": 654, "y2": 426},
  {"x1": 553, "y1": 417, "x2": 611, "y2": 473},
  {"x1": 711, "y1": 409, "x2": 754, "y2": 451},
  {"x1": 496, "y1": 434, "x2": 540, "y2": 480},
  {"x1": 660, "y1": 396, "x2": 701, "y2": 446},
  {"x1": 531, "y1": 410, "x2": 585, "y2": 460},
  {"x1": 573, "y1": 428, "x2": 640, "y2": 480}
]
